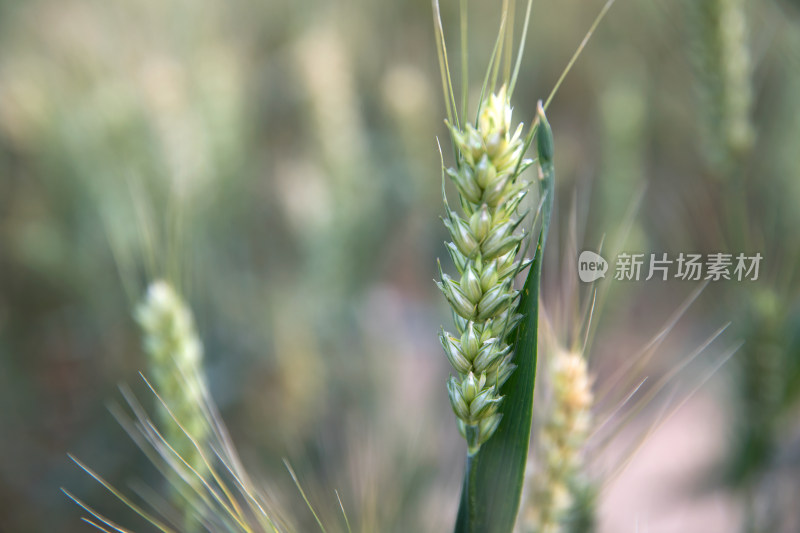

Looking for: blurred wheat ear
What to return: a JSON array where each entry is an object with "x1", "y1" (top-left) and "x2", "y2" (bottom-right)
[
  {"x1": 527, "y1": 345, "x2": 594, "y2": 533},
  {"x1": 688, "y1": 0, "x2": 754, "y2": 175},
  {"x1": 135, "y1": 281, "x2": 211, "y2": 531},
  {"x1": 64, "y1": 281, "x2": 291, "y2": 533}
]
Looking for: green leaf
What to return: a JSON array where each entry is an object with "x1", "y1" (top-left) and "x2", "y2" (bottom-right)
[{"x1": 454, "y1": 107, "x2": 554, "y2": 533}]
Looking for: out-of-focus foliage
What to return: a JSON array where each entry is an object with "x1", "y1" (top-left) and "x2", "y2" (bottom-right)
[{"x1": 0, "y1": 0, "x2": 799, "y2": 531}]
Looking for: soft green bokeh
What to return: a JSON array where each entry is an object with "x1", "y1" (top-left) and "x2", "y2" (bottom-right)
[{"x1": 1, "y1": 0, "x2": 799, "y2": 531}]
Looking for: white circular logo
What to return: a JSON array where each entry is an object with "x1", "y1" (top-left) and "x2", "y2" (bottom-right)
[{"x1": 578, "y1": 251, "x2": 608, "y2": 283}]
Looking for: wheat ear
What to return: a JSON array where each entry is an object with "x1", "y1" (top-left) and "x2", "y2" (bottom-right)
[
  {"x1": 135, "y1": 280, "x2": 210, "y2": 529},
  {"x1": 528, "y1": 346, "x2": 593, "y2": 533},
  {"x1": 690, "y1": 0, "x2": 754, "y2": 171},
  {"x1": 67, "y1": 282, "x2": 286, "y2": 532},
  {"x1": 438, "y1": 85, "x2": 532, "y2": 455}
]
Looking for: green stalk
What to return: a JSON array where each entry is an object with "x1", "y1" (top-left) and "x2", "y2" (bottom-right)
[{"x1": 459, "y1": 450, "x2": 480, "y2": 532}]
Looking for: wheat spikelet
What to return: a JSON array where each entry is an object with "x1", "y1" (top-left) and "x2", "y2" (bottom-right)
[{"x1": 438, "y1": 85, "x2": 533, "y2": 454}]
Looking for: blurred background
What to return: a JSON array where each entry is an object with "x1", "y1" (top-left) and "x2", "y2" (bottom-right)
[{"x1": 1, "y1": 0, "x2": 799, "y2": 531}]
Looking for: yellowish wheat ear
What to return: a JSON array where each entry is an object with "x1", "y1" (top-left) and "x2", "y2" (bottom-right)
[{"x1": 527, "y1": 346, "x2": 593, "y2": 533}]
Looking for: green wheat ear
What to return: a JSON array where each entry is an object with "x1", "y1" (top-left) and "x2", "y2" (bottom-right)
[
  {"x1": 135, "y1": 280, "x2": 210, "y2": 530},
  {"x1": 437, "y1": 84, "x2": 532, "y2": 454},
  {"x1": 432, "y1": 0, "x2": 540, "y2": 457},
  {"x1": 688, "y1": 0, "x2": 754, "y2": 173},
  {"x1": 65, "y1": 281, "x2": 288, "y2": 533},
  {"x1": 434, "y1": 0, "x2": 615, "y2": 459},
  {"x1": 433, "y1": 0, "x2": 620, "y2": 528}
]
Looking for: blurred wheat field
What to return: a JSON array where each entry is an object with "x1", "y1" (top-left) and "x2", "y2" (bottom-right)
[{"x1": 1, "y1": 0, "x2": 800, "y2": 532}]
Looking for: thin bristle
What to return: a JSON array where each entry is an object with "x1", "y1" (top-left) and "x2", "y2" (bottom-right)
[
  {"x1": 63, "y1": 490, "x2": 140, "y2": 533},
  {"x1": 543, "y1": 0, "x2": 618, "y2": 111},
  {"x1": 508, "y1": 0, "x2": 534, "y2": 98},
  {"x1": 433, "y1": 0, "x2": 459, "y2": 129},
  {"x1": 66, "y1": 456, "x2": 176, "y2": 533},
  {"x1": 284, "y1": 460, "x2": 328, "y2": 533}
]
